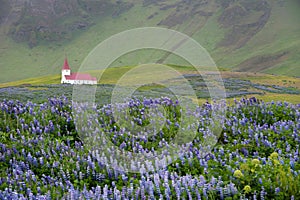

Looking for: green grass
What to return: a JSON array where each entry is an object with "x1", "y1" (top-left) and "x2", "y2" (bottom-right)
[
  {"x1": 0, "y1": 74, "x2": 61, "y2": 88},
  {"x1": 243, "y1": 74, "x2": 300, "y2": 89},
  {"x1": 0, "y1": 64, "x2": 235, "y2": 88},
  {"x1": 240, "y1": 93, "x2": 300, "y2": 105},
  {"x1": 193, "y1": 8, "x2": 227, "y2": 53}
]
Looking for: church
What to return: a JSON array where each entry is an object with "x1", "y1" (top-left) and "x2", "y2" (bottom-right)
[{"x1": 61, "y1": 58, "x2": 97, "y2": 85}]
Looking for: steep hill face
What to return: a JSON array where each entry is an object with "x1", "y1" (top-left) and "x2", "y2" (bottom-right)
[
  {"x1": 217, "y1": 1, "x2": 271, "y2": 49},
  {"x1": 0, "y1": 0, "x2": 299, "y2": 83},
  {"x1": 2, "y1": 0, "x2": 132, "y2": 47},
  {"x1": 0, "y1": 0, "x2": 11, "y2": 24}
]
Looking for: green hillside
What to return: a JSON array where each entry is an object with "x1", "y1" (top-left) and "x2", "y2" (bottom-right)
[{"x1": 0, "y1": 0, "x2": 299, "y2": 83}]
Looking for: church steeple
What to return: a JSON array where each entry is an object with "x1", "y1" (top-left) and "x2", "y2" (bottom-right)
[
  {"x1": 62, "y1": 58, "x2": 71, "y2": 70},
  {"x1": 61, "y1": 57, "x2": 71, "y2": 80}
]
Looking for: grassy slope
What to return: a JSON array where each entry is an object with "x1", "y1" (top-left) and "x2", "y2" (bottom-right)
[
  {"x1": 261, "y1": 1, "x2": 300, "y2": 75},
  {"x1": 206, "y1": 1, "x2": 300, "y2": 76},
  {"x1": 0, "y1": 1, "x2": 172, "y2": 83},
  {"x1": 0, "y1": 0, "x2": 299, "y2": 84},
  {"x1": 244, "y1": 1, "x2": 300, "y2": 75},
  {"x1": 0, "y1": 75, "x2": 61, "y2": 88}
]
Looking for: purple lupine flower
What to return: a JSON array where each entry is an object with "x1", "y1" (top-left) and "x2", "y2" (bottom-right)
[
  {"x1": 39, "y1": 157, "x2": 44, "y2": 165},
  {"x1": 291, "y1": 195, "x2": 295, "y2": 200},
  {"x1": 275, "y1": 187, "x2": 280, "y2": 194},
  {"x1": 261, "y1": 187, "x2": 266, "y2": 200}
]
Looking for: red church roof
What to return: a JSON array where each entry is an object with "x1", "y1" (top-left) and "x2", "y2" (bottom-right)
[
  {"x1": 65, "y1": 73, "x2": 97, "y2": 81},
  {"x1": 62, "y1": 57, "x2": 97, "y2": 82},
  {"x1": 62, "y1": 58, "x2": 71, "y2": 70}
]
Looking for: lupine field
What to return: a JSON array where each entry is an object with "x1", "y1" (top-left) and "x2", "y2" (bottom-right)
[{"x1": 0, "y1": 96, "x2": 299, "y2": 199}]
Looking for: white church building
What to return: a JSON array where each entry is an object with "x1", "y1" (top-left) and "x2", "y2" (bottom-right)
[{"x1": 61, "y1": 58, "x2": 97, "y2": 85}]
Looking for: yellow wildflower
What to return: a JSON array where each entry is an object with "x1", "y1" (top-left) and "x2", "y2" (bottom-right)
[
  {"x1": 240, "y1": 163, "x2": 250, "y2": 171},
  {"x1": 270, "y1": 152, "x2": 279, "y2": 160},
  {"x1": 251, "y1": 159, "x2": 260, "y2": 165},
  {"x1": 243, "y1": 185, "x2": 251, "y2": 194},
  {"x1": 273, "y1": 159, "x2": 280, "y2": 165},
  {"x1": 233, "y1": 170, "x2": 244, "y2": 178}
]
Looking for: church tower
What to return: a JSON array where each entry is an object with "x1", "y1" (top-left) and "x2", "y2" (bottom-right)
[{"x1": 61, "y1": 58, "x2": 71, "y2": 83}]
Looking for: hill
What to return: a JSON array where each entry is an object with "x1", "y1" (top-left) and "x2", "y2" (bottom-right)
[{"x1": 0, "y1": 0, "x2": 299, "y2": 83}]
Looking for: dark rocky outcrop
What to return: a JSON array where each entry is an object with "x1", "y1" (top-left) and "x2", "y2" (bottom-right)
[
  {"x1": 6, "y1": 0, "x2": 127, "y2": 47},
  {"x1": 218, "y1": 0, "x2": 271, "y2": 49},
  {"x1": 0, "y1": 0, "x2": 11, "y2": 24},
  {"x1": 237, "y1": 51, "x2": 289, "y2": 72}
]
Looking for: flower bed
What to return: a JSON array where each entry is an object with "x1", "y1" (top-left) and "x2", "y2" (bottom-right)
[{"x1": 0, "y1": 96, "x2": 299, "y2": 199}]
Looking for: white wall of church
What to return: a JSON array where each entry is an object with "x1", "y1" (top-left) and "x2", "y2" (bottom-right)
[
  {"x1": 62, "y1": 70, "x2": 70, "y2": 76},
  {"x1": 61, "y1": 70, "x2": 97, "y2": 85}
]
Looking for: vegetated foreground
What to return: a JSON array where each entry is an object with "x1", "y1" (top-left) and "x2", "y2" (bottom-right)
[{"x1": 0, "y1": 96, "x2": 299, "y2": 199}]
